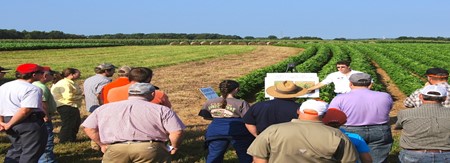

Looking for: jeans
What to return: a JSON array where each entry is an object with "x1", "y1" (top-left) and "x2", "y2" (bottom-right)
[
  {"x1": 206, "y1": 138, "x2": 253, "y2": 163},
  {"x1": 341, "y1": 124, "x2": 393, "y2": 163},
  {"x1": 399, "y1": 149, "x2": 450, "y2": 163},
  {"x1": 38, "y1": 121, "x2": 57, "y2": 163}
]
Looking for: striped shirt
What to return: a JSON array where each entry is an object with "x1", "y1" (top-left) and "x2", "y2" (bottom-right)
[
  {"x1": 395, "y1": 103, "x2": 450, "y2": 150},
  {"x1": 83, "y1": 74, "x2": 111, "y2": 112},
  {"x1": 404, "y1": 82, "x2": 450, "y2": 108}
]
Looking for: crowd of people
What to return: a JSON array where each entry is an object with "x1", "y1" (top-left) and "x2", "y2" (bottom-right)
[{"x1": 0, "y1": 60, "x2": 448, "y2": 163}]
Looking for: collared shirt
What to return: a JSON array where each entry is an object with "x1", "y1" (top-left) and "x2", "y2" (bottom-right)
[
  {"x1": 403, "y1": 82, "x2": 450, "y2": 108},
  {"x1": 33, "y1": 81, "x2": 57, "y2": 115},
  {"x1": 0, "y1": 80, "x2": 43, "y2": 116},
  {"x1": 107, "y1": 83, "x2": 172, "y2": 108},
  {"x1": 101, "y1": 77, "x2": 130, "y2": 104},
  {"x1": 247, "y1": 119, "x2": 357, "y2": 163},
  {"x1": 83, "y1": 74, "x2": 112, "y2": 112},
  {"x1": 81, "y1": 96, "x2": 186, "y2": 144},
  {"x1": 329, "y1": 88, "x2": 393, "y2": 126},
  {"x1": 321, "y1": 70, "x2": 362, "y2": 94},
  {"x1": 51, "y1": 78, "x2": 83, "y2": 108},
  {"x1": 395, "y1": 103, "x2": 450, "y2": 150}
]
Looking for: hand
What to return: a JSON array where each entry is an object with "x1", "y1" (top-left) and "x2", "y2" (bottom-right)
[
  {"x1": 100, "y1": 144, "x2": 108, "y2": 153},
  {"x1": 170, "y1": 148, "x2": 178, "y2": 155},
  {"x1": 43, "y1": 116, "x2": 49, "y2": 122},
  {"x1": 0, "y1": 122, "x2": 10, "y2": 131}
]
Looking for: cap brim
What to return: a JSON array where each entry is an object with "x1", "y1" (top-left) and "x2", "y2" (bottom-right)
[{"x1": 266, "y1": 86, "x2": 308, "y2": 98}]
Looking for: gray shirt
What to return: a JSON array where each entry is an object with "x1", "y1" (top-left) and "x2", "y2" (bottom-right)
[
  {"x1": 83, "y1": 74, "x2": 111, "y2": 112},
  {"x1": 396, "y1": 103, "x2": 450, "y2": 150}
]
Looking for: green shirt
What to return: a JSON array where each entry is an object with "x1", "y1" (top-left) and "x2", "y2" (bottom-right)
[
  {"x1": 33, "y1": 81, "x2": 57, "y2": 115},
  {"x1": 247, "y1": 119, "x2": 357, "y2": 163}
]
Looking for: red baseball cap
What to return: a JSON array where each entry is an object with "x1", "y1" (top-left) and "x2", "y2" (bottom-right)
[
  {"x1": 16, "y1": 63, "x2": 43, "y2": 74},
  {"x1": 322, "y1": 108, "x2": 347, "y2": 126}
]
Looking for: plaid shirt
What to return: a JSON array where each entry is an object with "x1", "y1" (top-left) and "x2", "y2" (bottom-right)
[{"x1": 404, "y1": 82, "x2": 450, "y2": 108}]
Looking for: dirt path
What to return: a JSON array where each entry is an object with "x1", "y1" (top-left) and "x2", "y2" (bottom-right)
[
  {"x1": 372, "y1": 61, "x2": 408, "y2": 134},
  {"x1": 151, "y1": 46, "x2": 303, "y2": 125}
]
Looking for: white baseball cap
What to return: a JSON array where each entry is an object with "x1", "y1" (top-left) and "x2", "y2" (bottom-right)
[
  {"x1": 299, "y1": 100, "x2": 329, "y2": 116},
  {"x1": 420, "y1": 85, "x2": 447, "y2": 97}
]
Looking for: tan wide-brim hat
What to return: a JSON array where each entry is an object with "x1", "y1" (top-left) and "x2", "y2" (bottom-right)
[{"x1": 266, "y1": 81, "x2": 308, "y2": 98}]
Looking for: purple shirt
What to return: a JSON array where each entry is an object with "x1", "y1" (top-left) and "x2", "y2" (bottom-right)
[
  {"x1": 81, "y1": 96, "x2": 186, "y2": 144},
  {"x1": 329, "y1": 88, "x2": 392, "y2": 126}
]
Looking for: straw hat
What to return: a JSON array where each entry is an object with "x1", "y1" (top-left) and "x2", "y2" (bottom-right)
[{"x1": 266, "y1": 81, "x2": 308, "y2": 98}]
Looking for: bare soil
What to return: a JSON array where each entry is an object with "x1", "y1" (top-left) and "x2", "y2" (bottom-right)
[{"x1": 151, "y1": 46, "x2": 303, "y2": 125}]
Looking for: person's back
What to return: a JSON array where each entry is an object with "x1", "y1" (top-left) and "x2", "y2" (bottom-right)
[
  {"x1": 243, "y1": 98, "x2": 300, "y2": 134},
  {"x1": 108, "y1": 83, "x2": 171, "y2": 108},
  {"x1": 329, "y1": 89, "x2": 392, "y2": 126}
]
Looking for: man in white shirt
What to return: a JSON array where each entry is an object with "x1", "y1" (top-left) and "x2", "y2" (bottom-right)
[{"x1": 307, "y1": 60, "x2": 363, "y2": 94}]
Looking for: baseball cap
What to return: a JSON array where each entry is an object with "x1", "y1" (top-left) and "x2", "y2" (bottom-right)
[
  {"x1": 425, "y1": 68, "x2": 448, "y2": 78},
  {"x1": 128, "y1": 83, "x2": 156, "y2": 95},
  {"x1": 420, "y1": 85, "x2": 447, "y2": 97},
  {"x1": 16, "y1": 63, "x2": 43, "y2": 74},
  {"x1": 299, "y1": 99, "x2": 329, "y2": 116},
  {"x1": 322, "y1": 108, "x2": 347, "y2": 126},
  {"x1": 118, "y1": 66, "x2": 131, "y2": 75},
  {"x1": 0, "y1": 66, "x2": 11, "y2": 73},
  {"x1": 349, "y1": 73, "x2": 371, "y2": 85},
  {"x1": 96, "y1": 63, "x2": 117, "y2": 70}
]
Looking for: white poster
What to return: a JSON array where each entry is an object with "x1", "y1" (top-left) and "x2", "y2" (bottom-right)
[{"x1": 265, "y1": 73, "x2": 319, "y2": 99}]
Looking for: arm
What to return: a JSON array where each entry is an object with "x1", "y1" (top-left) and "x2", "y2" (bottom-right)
[
  {"x1": 83, "y1": 127, "x2": 108, "y2": 153},
  {"x1": 253, "y1": 157, "x2": 268, "y2": 163},
  {"x1": 306, "y1": 83, "x2": 326, "y2": 92},
  {"x1": 0, "y1": 108, "x2": 33, "y2": 130},
  {"x1": 403, "y1": 90, "x2": 420, "y2": 108},
  {"x1": 245, "y1": 124, "x2": 258, "y2": 137},
  {"x1": 42, "y1": 101, "x2": 50, "y2": 122},
  {"x1": 168, "y1": 130, "x2": 184, "y2": 155},
  {"x1": 360, "y1": 153, "x2": 373, "y2": 163}
]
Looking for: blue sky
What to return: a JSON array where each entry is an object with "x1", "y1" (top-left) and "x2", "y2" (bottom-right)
[{"x1": 1, "y1": 0, "x2": 449, "y2": 39}]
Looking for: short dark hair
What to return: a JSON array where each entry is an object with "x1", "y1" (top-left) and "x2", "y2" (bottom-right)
[
  {"x1": 15, "y1": 71, "x2": 41, "y2": 80},
  {"x1": 351, "y1": 80, "x2": 371, "y2": 87},
  {"x1": 128, "y1": 67, "x2": 153, "y2": 83},
  {"x1": 336, "y1": 60, "x2": 350, "y2": 67}
]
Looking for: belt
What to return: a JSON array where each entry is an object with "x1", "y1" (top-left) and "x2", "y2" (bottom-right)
[
  {"x1": 343, "y1": 123, "x2": 388, "y2": 127},
  {"x1": 407, "y1": 149, "x2": 450, "y2": 153},
  {"x1": 110, "y1": 140, "x2": 164, "y2": 145}
]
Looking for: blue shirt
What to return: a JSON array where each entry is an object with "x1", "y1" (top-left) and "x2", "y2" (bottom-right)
[{"x1": 340, "y1": 128, "x2": 370, "y2": 153}]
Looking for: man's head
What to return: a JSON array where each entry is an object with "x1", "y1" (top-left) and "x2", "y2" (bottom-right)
[
  {"x1": 336, "y1": 60, "x2": 351, "y2": 74},
  {"x1": 128, "y1": 67, "x2": 153, "y2": 83},
  {"x1": 128, "y1": 82, "x2": 156, "y2": 101},
  {"x1": 322, "y1": 108, "x2": 347, "y2": 128},
  {"x1": 117, "y1": 66, "x2": 131, "y2": 77},
  {"x1": 266, "y1": 81, "x2": 308, "y2": 99},
  {"x1": 40, "y1": 66, "x2": 56, "y2": 83},
  {"x1": 0, "y1": 66, "x2": 11, "y2": 79},
  {"x1": 425, "y1": 68, "x2": 448, "y2": 84},
  {"x1": 15, "y1": 63, "x2": 44, "y2": 82},
  {"x1": 299, "y1": 100, "x2": 329, "y2": 120},
  {"x1": 419, "y1": 85, "x2": 447, "y2": 103},
  {"x1": 95, "y1": 63, "x2": 117, "y2": 77},
  {"x1": 349, "y1": 73, "x2": 372, "y2": 88}
]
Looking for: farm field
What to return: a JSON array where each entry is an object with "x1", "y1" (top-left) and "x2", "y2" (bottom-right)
[{"x1": 1, "y1": 42, "x2": 450, "y2": 162}]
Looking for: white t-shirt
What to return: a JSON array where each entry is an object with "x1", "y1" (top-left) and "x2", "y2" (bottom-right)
[
  {"x1": 0, "y1": 80, "x2": 43, "y2": 116},
  {"x1": 321, "y1": 70, "x2": 362, "y2": 94}
]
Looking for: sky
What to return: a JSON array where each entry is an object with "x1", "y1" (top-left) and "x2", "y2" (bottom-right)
[{"x1": 1, "y1": 0, "x2": 450, "y2": 39}]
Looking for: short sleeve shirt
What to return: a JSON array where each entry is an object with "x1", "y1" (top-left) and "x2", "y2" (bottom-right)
[
  {"x1": 33, "y1": 81, "x2": 57, "y2": 114},
  {"x1": 83, "y1": 74, "x2": 112, "y2": 112},
  {"x1": 81, "y1": 96, "x2": 186, "y2": 144},
  {"x1": 321, "y1": 70, "x2": 362, "y2": 94},
  {"x1": 200, "y1": 97, "x2": 250, "y2": 118},
  {"x1": 0, "y1": 80, "x2": 43, "y2": 116}
]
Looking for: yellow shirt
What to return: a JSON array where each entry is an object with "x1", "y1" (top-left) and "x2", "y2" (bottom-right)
[{"x1": 51, "y1": 78, "x2": 83, "y2": 108}]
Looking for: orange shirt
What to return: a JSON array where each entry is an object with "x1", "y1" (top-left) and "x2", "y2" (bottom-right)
[
  {"x1": 102, "y1": 77, "x2": 130, "y2": 104},
  {"x1": 107, "y1": 83, "x2": 172, "y2": 108}
]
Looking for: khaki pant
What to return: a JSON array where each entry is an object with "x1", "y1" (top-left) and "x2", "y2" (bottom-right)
[{"x1": 103, "y1": 142, "x2": 171, "y2": 163}]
